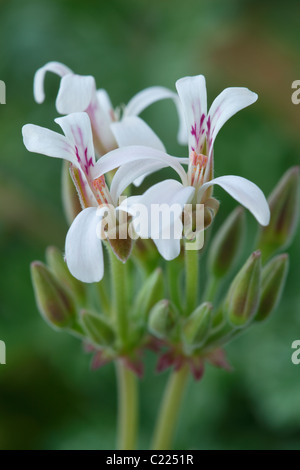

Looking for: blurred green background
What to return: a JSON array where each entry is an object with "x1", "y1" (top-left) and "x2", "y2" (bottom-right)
[{"x1": 0, "y1": 0, "x2": 300, "y2": 450}]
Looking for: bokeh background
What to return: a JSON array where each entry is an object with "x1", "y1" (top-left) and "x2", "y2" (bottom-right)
[{"x1": 0, "y1": 0, "x2": 300, "y2": 450}]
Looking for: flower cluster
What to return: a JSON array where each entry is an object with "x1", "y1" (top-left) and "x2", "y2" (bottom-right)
[{"x1": 25, "y1": 62, "x2": 298, "y2": 382}]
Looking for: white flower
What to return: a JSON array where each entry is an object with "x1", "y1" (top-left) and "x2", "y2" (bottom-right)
[
  {"x1": 22, "y1": 112, "x2": 164, "y2": 283},
  {"x1": 33, "y1": 61, "x2": 186, "y2": 159},
  {"x1": 91, "y1": 75, "x2": 270, "y2": 260}
]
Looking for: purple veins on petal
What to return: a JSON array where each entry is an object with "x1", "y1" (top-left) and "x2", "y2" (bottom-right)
[
  {"x1": 84, "y1": 147, "x2": 94, "y2": 175},
  {"x1": 75, "y1": 145, "x2": 94, "y2": 176},
  {"x1": 191, "y1": 113, "x2": 206, "y2": 150},
  {"x1": 206, "y1": 115, "x2": 213, "y2": 150},
  {"x1": 75, "y1": 146, "x2": 81, "y2": 163},
  {"x1": 200, "y1": 113, "x2": 205, "y2": 128},
  {"x1": 191, "y1": 122, "x2": 199, "y2": 145},
  {"x1": 206, "y1": 115, "x2": 211, "y2": 134}
]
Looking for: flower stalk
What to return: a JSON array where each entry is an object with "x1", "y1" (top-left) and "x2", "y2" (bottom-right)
[
  {"x1": 151, "y1": 365, "x2": 189, "y2": 450},
  {"x1": 185, "y1": 246, "x2": 199, "y2": 315},
  {"x1": 116, "y1": 360, "x2": 138, "y2": 450}
]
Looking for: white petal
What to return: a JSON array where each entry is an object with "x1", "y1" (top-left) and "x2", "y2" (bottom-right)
[
  {"x1": 176, "y1": 75, "x2": 207, "y2": 154},
  {"x1": 118, "y1": 191, "x2": 185, "y2": 260},
  {"x1": 198, "y1": 175, "x2": 270, "y2": 226},
  {"x1": 153, "y1": 237, "x2": 182, "y2": 261},
  {"x1": 56, "y1": 74, "x2": 96, "y2": 114},
  {"x1": 55, "y1": 112, "x2": 96, "y2": 177},
  {"x1": 96, "y1": 89, "x2": 114, "y2": 119},
  {"x1": 88, "y1": 94, "x2": 116, "y2": 153},
  {"x1": 111, "y1": 116, "x2": 166, "y2": 187},
  {"x1": 119, "y1": 190, "x2": 183, "y2": 261},
  {"x1": 22, "y1": 124, "x2": 75, "y2": 163},
  {"x1": 207, "y1": 87, "x2": 258, "y2": 156},
  {"x1": 34, "y1": 61, "x2": 72, "y2": 104},
  {"x1": 118, "y1": 195, "x2": 141, "y2": 214},
  {"x1": 110, "y1": 159, "x2": 170, "y2": 205},
  {"x1": 92, "y1": 146, "x2": 188, "y2": 186},
  {"x1": 131, "y1": 180, "x2": 194, "y2": 239},
  {"x1": 65, "y1": 207, "x2": 105, "y2": 283},
  {"x1": 125, "y1": 86, "x2": 187, "y2": 145},
  {"x1": 133, "y1": 175, "x2": 148, "y2": 188},
  {"x1": 111, "y1": 116, "x2": 166, "y2": 151}
]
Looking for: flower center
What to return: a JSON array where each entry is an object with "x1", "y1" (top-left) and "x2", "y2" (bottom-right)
[
  {"x1": 92, "y1": 175, "x2": 112, "y2": 206},
  {"x1": 188, "y1": 151, "x2": 208, "y2": 188}
]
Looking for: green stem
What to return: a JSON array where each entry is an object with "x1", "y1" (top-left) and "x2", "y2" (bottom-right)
[
  {"x1": 167, "y1": 259, "x2": 184, "y2": 312},
  {"x1": 109, "y1": 247, "x2": 128, "y2": 346},
  {"x1": 116, "y1": 360, "x2": 138, "y2": 450},
  {"x1": 151, "y1": 365, "x2": 189, "y2": 450},
  {"x1": 185, "y1": 246, "x2": 199, "y2": 314},
  {"x1": 108, "y1": 249, "x2": 139, "y2": 450},
  {"x1": 97, "y1": 279, "x2": 111, "y2": 315},
  {"x1": 203, "y1": 275, "x2": 219, "y2": 302}
]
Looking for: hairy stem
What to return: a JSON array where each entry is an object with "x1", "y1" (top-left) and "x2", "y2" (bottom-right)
[
  {"x1": 109, "y1": 248, "x2": 128, "y2": 346},
  {"x1": 185, "y1": 247, "x2": 199, "y2": 315},
  {"x1": 116, "y1": 360, "x2": 138, "y2": 450},
  {"x1": 151, "y1": 365, "x2": 189, "y2": 450}
]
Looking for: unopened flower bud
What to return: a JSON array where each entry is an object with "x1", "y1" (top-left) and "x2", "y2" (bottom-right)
[
  {"x1": 81, "y1": 310, "x2": 115, "y2": 346},
  {"x1": 257, "y1": 166, "x2": 299, "y2": 261},
  {"x1": 255, "y1": 254, "x2": 289, "y2": 321},
  {"x1": 148, "y1": 300, "x2": 178, "y2": 340},
  {"x1": 225, "y1": 251, "x2": 261, "y2": 327},
  {"x1": 46, "y1": 246, "x2": 85, "y2": 304},
  {"x1": 208, "y1": 207, "x2": 245, "y2": 279},
  {"x1": 182, "y1": 302, "x2": 213, "y2": 347},
  {"x1": 31, "y1": 261, "x2": 76, "y2": 329},
  {"x1": 132, "y1": 268, "x2": 164, "y2": 322}
]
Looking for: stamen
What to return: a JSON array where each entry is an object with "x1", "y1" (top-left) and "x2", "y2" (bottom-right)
[
  {"x1": 92, "y1": 175, "x2": 112, "y2": 205},
  {"x1": 188, "y1": 151, "x2": 208, "y2": 187}
]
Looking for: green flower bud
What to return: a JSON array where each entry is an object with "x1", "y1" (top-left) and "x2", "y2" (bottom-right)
[
  {"x1": 225, "y1": 251, "x2": 261, "y2": 327},
  {"x1": 61, "y1": 161, "x2": 82, "y2": 225},
  {"x1": 31, "y1": 261, "x2": 76, "y2": 329},
  {"x1": 182, "y1": 302, "x2": 213, "y2": 347},
  {"x1": 255, "y1": 254, "x2": 289, "y2": 321},
  {"x1": 208, "y1": 207, "x2": 245, "y2": 279},
  {"x1": 46, "y1": 246, "x2": 85, "y2": 304},
  {"x1": 257, "y1": 166, "x2": 300, "y2": 262},
  {"x1": 81, "y1": 310, "x2": 115, "y2": 346},
  {"x1": 148, "y1": 300, "x2": 178, "y2": 340}
]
